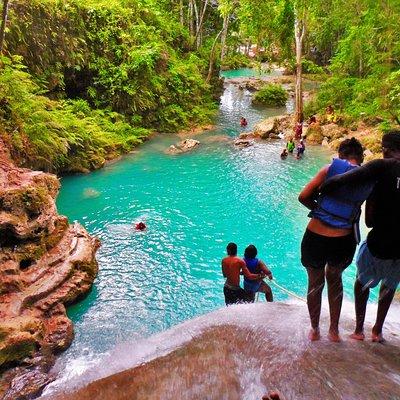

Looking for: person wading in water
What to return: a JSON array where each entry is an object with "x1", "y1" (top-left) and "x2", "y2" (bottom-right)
[
  {"x1": 222, "y1": 242, "x2": 264, "y2": 305},
  {"x1": 298, "y1": 138, "x2": 372, "y2": 342},
  {"x1": 321, "y1": 132, "x2": 400, "y2": 343}
]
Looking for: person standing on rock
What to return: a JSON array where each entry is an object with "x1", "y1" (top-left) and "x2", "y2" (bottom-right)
[
  {"x1": 294, "y1": 121, "x2": 303, "y2": 140},
  {"x1": 298, "y1": 138, "x2": 372, "y2": 342},
  {"x1": 222, "y1": 242, "x2": 264, "y2": 305},
  {"x1": 321, "y1": 131, "x2": 400, "y2": 343},
  {"x1": 243, "y1": 245, "x2": 273, "y2": 302}
]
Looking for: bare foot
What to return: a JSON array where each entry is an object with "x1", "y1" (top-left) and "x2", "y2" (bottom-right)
[
  {"x1": 308, "y1": 328, "x2": 320, "y2": 341},
  {"x1": 349, "y1": 332, "x2": 365, "y2": 341},
  {"x1": 371, "y1": 331, "x2": 385, "y2": 343},
  {"x1": 328, "y1": 330, "x2": 341, "y2": 343}
]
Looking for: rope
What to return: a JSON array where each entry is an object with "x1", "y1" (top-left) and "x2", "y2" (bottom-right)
[{"x1": 268, "y1": 279, "x2": 307, "y2": 303}]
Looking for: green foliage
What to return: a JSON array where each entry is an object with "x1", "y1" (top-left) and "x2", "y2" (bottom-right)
[
  {"x1": 6, "y1": 0, "x2": 216, "y2": 133},
  {"x1": 253, "y1": 84, "x2": 288, "y2": 107},
  {"x1": 221, "y1": 53, "x2": 253, "y2": 70},
  {"x1": 0, "y1": 56, "x2": 149, "y2": 173}
]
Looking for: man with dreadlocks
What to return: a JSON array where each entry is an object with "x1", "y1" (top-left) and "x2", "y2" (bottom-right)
[{"x1": 322, "y1": 131, "x2": 400, "y2": 343}]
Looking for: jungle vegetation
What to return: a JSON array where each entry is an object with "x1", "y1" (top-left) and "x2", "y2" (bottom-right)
[{"x1": 0, "y1": 0, "x2": 399, "y2": 172}]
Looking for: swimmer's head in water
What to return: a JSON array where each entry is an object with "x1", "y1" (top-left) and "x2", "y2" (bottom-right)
[
  {"x1": 135, "y1": 222, "x2": 146, "y2": 231},
  {"x1": 244, "y1": 244, "x2": 257, "y2": 259},
  {"x1": 226, "y1": 242, "x2": 237, "y2": 256},
  {"x1": 338, "y1": 137, "x2": 364, "y2": 165},
  {"x1": 382, "y1": 130, "x2": 400, "y2": 158}
]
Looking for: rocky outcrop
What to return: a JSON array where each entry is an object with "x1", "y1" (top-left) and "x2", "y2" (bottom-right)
[
  {"x1": 252, "y1": 115, "x2": 293, "y2": 139},
  {"x1": 48, "y1": 303, "x2": 400, "y2": 400},
  {"x1": 0, "y1": 141, "x2": 100, "y2": 399},
  {"x1": 166, "y1": 139, "x2": 200, "y2": 155}
]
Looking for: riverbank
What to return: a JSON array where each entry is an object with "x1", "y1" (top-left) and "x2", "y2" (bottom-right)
[{"x1": 0, "y1": 140, "x2": 100, "y2": 399}]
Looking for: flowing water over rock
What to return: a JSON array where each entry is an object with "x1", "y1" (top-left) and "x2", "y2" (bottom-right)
[
  {"x1": 41, "y1": 70, "x2": 394, "y2": 398},
  {"x1": 44, "y1": 302, "x2": 400, "y2": 400}
]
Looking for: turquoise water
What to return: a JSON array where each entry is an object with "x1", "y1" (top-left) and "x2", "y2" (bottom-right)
[
  {"x1": 220, "y1": 67, "x2": 282, "y2": 79},
  {"x1": 54, "y1": 73, "x2": 368, "y2": 375}
]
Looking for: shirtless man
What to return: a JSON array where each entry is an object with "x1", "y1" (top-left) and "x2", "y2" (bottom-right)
[
  {"x1": 222, "y1": 242, "x2": 264, "y2": 305},
  {"x1": 321, "y1": 131, "x2": 400, "y2": 343}
]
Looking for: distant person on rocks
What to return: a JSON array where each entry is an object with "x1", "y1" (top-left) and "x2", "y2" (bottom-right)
[
  {"x1": 294, "y1": 121, "x2": 303, "y2": 140},
  {"x1": 280, "y1": 148, "x2": 288, "y2": 159},
  {"x1": 308, "y1": 115, "x2": 317, "y2": 125},
  {"x1": 243, "y1": 245, "x2": 273, "y2": 302},
  {"x1": 298, "y1": 137, "x2": 372, "y2": 342},
  {"x1": 240, "y1": 117, "x2": 248, "y2": 127},
  {"x1": 286, "y1": 137, "x2": 295, "y2": 154},
  {"x1": 321, "y1": 131, "x2": 400, "y2": 343},
  {"x1": 326, "y1": 105, "x2": 337, "y2": 123},
  {"x1": 222, "y1": 242, "x2": 263, "y2": 305},
  {"x1": 296, "y1": 139, "x2": 306, "y2": 159}
]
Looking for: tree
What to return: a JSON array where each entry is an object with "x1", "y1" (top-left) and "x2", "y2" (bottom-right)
[
  {"x1": 294, "y1": 0, "x2": 307, "y2": 123},
  {"x1": 0, "y1": 0, "x2": 10, "y2": 54}
]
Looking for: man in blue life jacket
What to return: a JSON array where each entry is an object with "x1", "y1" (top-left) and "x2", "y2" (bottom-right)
[
  {"x1": 298, "y1": 138, "x2": 373, "y2": 342},
  {"x1": 321, "y1": 131, "x2": 400, "y2": 343}
]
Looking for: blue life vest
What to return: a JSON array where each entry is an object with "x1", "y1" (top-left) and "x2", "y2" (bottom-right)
[
  {"x1": 243, "y1": 258, "x2": 262, "y2": 293},
  {"x1": 310, "y1": 158, "x2": 374, "y2": 229}
]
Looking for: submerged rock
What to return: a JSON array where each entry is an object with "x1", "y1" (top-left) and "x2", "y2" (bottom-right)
[
  {"x1": 0, "y1": 140, "x2": 100, "y2": 399},
  {"x1": 233, "y1": 138, "x2": 254, "y2": 147},
  {"x1": 166, "y1": 139, "x2": 200, "y2": 155}
]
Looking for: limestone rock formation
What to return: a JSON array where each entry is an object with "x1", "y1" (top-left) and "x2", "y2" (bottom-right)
[
  {"x1": 253, "y1": 115, "x2": 292, "y2": 139},
  {"x1": 0, "y1": 141, "x2": 100, "y2": 399},
  {"x1": 166, "y1": 139, "x2": 200, "y2": 155}
]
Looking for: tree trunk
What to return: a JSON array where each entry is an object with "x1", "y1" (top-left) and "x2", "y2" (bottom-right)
[
  {"x1": 179, "y1": 0, "x2": 184, "y2": 26},
  {"x1": 194, "y1": 0, "x2": 208, "y2": 49},
  {"x1": 188, "y1": 0, "x2": 194, "y2": 37},
  {"x1": 193, "y1": 0, "x2": 199, "y2": 38},
  {"x1": 207, "y1": 29, "x2": 223, "y2": 84},
  {"x1": 0, "y1": 0, "x2": 10, "y2": 54},
  {"x1": 294, "y1": 16, "x2": 305, "y2": 123},
  {"x1": 220, "y1": 14, "x2": 229, "y2": 62}
]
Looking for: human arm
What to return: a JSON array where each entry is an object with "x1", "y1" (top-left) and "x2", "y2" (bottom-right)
[
  {"x1": 258, "y1": 260, "x2": 273, "y2": 280},
  {"x1": 221, "y1": 260, "x2": 226, "y2": 278},
  {"x1": 298, "y1": 165, "x2": 329, "y2": 211},
  {"x1": 365, "y1": 195, "x2": 376, "y2": 228},
  {"x1": 241, "y1": 260, "x2": 263, "y2": 281},
  {"x1": 320, "y1": 159, "x2": 387, "y2": 194}
]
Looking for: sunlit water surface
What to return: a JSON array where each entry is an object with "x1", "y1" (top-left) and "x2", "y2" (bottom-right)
[{"x1": 46, "y1": 70, "x2": 382, "y2": 394}]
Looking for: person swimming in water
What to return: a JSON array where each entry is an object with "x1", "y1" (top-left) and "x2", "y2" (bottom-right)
[
  {"x1": 243, "y1": 245, "x2": 273, "y2": 302},
  {"x1": 281, "y1": 148, "x2": 288, "y2": 159},
  {"x1": 240, "y1": 117, "x2": 248, "y2": 127},
  {"x1": 135, "y1": 222, "x2": 146, "y2": 231}
]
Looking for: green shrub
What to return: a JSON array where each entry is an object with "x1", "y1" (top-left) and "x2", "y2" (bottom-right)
[
  {"x1": 221, "y1": 53, "x2": 253, "y2": 70},
  {"x1": 0, "y1": 56, "x2": 149, "y2": 173},
  {"x1": 252, "y1": 84, "x2": 288, "y2": 107}
]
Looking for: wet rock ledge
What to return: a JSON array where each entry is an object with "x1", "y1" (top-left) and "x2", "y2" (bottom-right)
[{"x1": 0, "y1": 141, "x2": 100, "y2": 399}]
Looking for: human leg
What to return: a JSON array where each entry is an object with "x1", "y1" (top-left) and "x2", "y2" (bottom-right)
[
  {"x1": 372, "y1": 284, "x2": 396, "y2": 343},
  {"x1": 301, "y1": 230, "x2": 327, "y2": 341},
  {"x1": 259, "y1": 281, "x2": 273, "y2": 302},
  {"x1": 349, "y1": 278, "x2": 369, "y2": 340},
  {"x1": 306, "y1": 267, "x2": 325, "y2": 340},
  {"x1": 325, "y1": 265, "x2": 343, "y2": 342}
]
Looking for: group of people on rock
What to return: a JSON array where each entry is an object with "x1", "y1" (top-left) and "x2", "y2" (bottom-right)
[
  {"x1": 223, "y1": 130, "x2": 400, "y2": 344},
  {"x1": 222, "y1": 243, "x2": 273, "y2": 304}
]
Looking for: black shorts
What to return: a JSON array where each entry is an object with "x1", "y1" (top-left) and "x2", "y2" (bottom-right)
[
  {"x1": 301, "y1": 229, "x2": 356, "y2": 270},
  {"x1": 223, "y1": 286, "x2": 252, "y2": 305}
]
